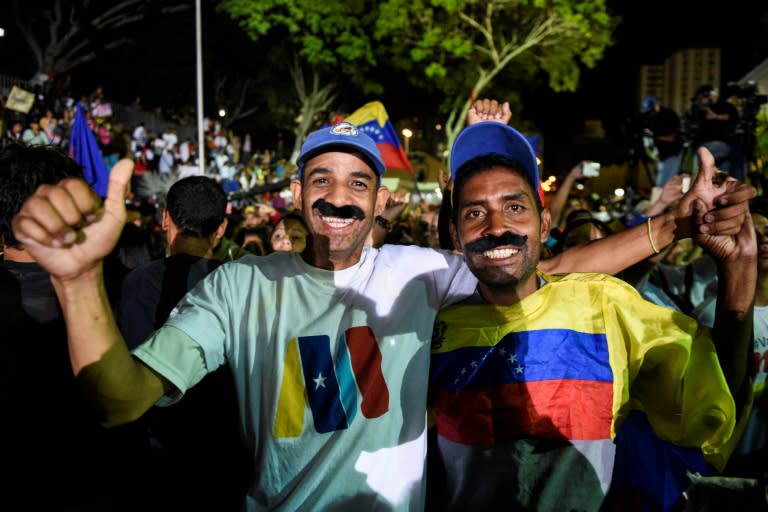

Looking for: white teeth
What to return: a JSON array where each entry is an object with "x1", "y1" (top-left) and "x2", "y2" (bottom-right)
[
  {"x1": 322, "y1": 216, "x2": 355, "y2": 228},
  {"x1": 482, "y1": 247, "x2": 519, "y2": 259}
]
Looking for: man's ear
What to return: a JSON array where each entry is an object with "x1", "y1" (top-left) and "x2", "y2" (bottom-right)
[
  {"x1": 449, "y1": 220, "x2": 462, "y2": 254},
  {"x1": 290, "y1": 179, "x2": 303, "y2": 211},
  {"x1": 215, "y1": 217, "x2": 228, "y2": 241},
  {"x1": 161, "y1": 209, "x2": 170, "y2": 231},
  {"x1": 540, "y1": 208, "x2": 552, "y2": 243},
  {"x1": 374, "y1": 185, "x2": 391, "y2": 217}
]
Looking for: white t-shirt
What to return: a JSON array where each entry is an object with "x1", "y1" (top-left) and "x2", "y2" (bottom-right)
[{"x1": 133, "y1": 245, "x2": 477, "y2": 511}]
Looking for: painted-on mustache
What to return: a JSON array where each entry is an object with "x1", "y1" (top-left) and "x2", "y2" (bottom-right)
[
  {"x1": 465, "y1": 232, "x2": 528, "y2": 254},
  {"x1": 312, "y1": 199, "x2": 366, "y2": 220}
]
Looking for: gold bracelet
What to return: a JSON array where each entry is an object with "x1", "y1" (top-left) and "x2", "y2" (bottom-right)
[{"x1": 647, "y1": 217, "x2": 660, "y2": 254}]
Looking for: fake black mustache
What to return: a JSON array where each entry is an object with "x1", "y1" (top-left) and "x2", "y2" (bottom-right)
[
  {"x1": 312, "y1": 199, "x2": 366, "y2": 220},
  {"x1": 464, "y1": 232, "x2": 528, "y2": 254}
]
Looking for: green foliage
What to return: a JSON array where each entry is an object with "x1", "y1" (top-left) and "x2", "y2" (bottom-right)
[
  {"x1": 218, "y1": 0, "x2": 379, "y2": 92},
  {"x1": 374, "y1": 0, "x2": 618, "y2": 109}
]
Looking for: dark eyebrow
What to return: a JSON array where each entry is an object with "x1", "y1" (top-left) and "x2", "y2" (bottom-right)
[
  {"x1": 460, "y1": 191, "x2": 529, "y2": 209},
  {"x1": 305, "y1": 167, "x2": 332, "y2": 179},
  {"x1": 305, "y1": 167, "x2": 375, "y2": 181},
  {"x1": 349, "y1": 170, "x2": 375, "y2": 181}
]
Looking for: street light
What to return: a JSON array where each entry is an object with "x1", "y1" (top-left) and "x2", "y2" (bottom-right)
[{"x1": 401, "y1": 128, "x2": 413, "y2": 155}]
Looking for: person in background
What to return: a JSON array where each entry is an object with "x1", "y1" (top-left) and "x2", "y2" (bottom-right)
[
  {"x1": 235, "y1": 225, "x2": 272, "y2": 256},
  {"x1": 269, "y1": 211, "x2": 310, "y2": 253},
  {"x1": 687, "y1": 85, "x2": 740, "y2": 175},
  {"x1": 553, "y1": 208, "x2": 616, "y2": 254},
  {"x1": 1, "y1": 144, "x2": 141, "y2": 511},
  {"x1": 640, "y1": 95, "x2": 684, "y2": 189},
  {"x1": 428, "y1": 121, "x2": 756, "y2": 511},
  {"x1": 4, "y1": 120, "x2": 23, "y2": 147},
  {"x1": 546, "y1": 159, "x2": 601, "y2": 233},
  {"x1": 117, "y1": 175, "x2": 250, "y2": 512},
  {"x1": 22, "y1": 116, "x2": 50, "y2": 146}
]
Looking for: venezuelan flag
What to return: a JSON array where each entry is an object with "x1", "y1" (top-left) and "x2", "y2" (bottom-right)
[
  {"x1": 345, "y1": 101, "x2": 413, "y2": 174},
  {"x1": 431, "y1": 327, "x2": 614, "y2": 444}
]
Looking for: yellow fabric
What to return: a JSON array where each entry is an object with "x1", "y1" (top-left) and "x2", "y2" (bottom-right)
[
  {"x1": 434, "y1": 271, "x2": 745, "y2": 470},
  {"x1": 344, "y1": 101, "x2": 389, "y2": 127}
]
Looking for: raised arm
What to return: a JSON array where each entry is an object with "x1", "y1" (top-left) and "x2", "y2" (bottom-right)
[
  {"x1": 11, "y1": 159, "x2": 169, "y2": 426},
  {"x1": 686, "y1": 150, "x2": 756, "y2": 410},
  {"x1": 547, "y1": 161, "x2": 597, "y2": 229},
  {"x1": 540, "y1": 147, "x2": 756, "y2": 276}
]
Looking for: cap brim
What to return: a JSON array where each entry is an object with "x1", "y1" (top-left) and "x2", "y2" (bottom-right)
[{"x1": 299, "y1": 141, "x2": 385, "y2": 177}]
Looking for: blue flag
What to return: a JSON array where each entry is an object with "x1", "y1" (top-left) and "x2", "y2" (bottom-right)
[{"x1": 69, "y1": 103, "x2": 109, "y2": 197}]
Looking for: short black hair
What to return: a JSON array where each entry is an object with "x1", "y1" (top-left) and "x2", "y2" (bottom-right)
[
  {"x1": 0, "y1": 144, "x2": 84, "y2": 248},
  {"x1": 451, "y1": 154, "x2": 542, "y2": 224},
  {"x1": 165, "y1": 176, "x2": 228, "y2": 238}
]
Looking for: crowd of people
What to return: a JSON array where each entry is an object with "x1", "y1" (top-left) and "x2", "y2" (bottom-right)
[
  {"x1": 2, "y1": 95, "x2": 767, "y2": 512},
  {"x1": 1, "y1": 82, "x2": 291, "y2": 204}
]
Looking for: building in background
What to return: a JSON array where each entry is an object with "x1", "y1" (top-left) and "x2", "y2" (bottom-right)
[{"x1": 639, "y1": 48, "x2": 722, "y2": 116}]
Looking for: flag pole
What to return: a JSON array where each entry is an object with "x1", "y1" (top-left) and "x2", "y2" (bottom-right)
[{"x1": 195, "y1": 0, "x2": 205, "y2": 173}]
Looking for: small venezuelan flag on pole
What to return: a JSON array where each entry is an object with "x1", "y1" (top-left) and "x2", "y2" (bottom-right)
[{"x1": 344, "y1": 101, "x2": 413, "y2": 175}]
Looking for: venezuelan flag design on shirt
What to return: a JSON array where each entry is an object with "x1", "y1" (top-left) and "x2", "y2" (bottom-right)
[
  {"x1": 427, "y1": 271, "x2": 741, "y2": 510},
  {"x1": 274, "y1": 326, "x2": 389, "y2": 438},
  {"x1": 431, "y1": 326, "x2": 614, "y2": 444}
]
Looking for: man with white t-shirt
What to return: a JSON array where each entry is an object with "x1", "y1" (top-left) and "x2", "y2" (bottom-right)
[{"x1": 11, "y1": 117, "x2": 756, "y2": 510}]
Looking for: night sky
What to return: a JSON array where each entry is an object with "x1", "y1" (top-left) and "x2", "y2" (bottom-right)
[{"x1": 3, "y1": 1, "x2": 767, "y2": 170}]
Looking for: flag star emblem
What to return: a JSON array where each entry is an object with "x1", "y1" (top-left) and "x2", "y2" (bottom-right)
[
  {"x1": 313, "y1": 373, "x2": 327, "y2": 389},
  {"x1": 498, "y1": 347, "x2": 507, "y2": 356},
  {"x1": 470, "y1": 360, "x2": 478, "y2": 368},
  {"x1": 508, "y1": 354, "x2": 517, "y2": 364},
  {"x1": 461, "y1": 367, "x2": 467, "y2": 375},
  {"x1": 514, "y1": 364, "x2": 524, "y2": 374}
]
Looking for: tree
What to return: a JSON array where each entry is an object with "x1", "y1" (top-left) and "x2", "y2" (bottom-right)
[
  {"x1": 11, "y1": 0, "x2": 190, "y2": 81},
  {"x1": 217, "y1": 0, "x2": 382, "y2": 163},
  {"x1": 213, "y1": 75, "x2": 261, "y2": 132},
  {"x1": 374, "y1": 0, "x2": 619, "y2": 158},
  {"x1": 287, "y1": 56, "x2": 338, "y2": 164}
]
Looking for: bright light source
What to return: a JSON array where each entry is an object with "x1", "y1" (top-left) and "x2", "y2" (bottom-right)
[
  {"x1": 614, "y1": 188, "x2": 625, "y2": 197},
  {"x1": 435, "y1": 124, "x2": 442, "y2": 131},
  {"x1": 575, "y1": 183, "x2": 584, "y2": 191},
  {"x1": 402, "y1": 128, "x2": 413, "y2": 139},
  {"x1": 218, "y1": 108, "x2": 226, "y2": 118}
]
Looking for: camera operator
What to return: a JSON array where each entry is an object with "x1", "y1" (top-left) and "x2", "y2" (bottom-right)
[
  {"x1": 640, "y1": 96, "x2": 684, "y2": 188},
  {"x1": 725, "y1": 81, "x2": 768, "y2": 182},
  {"x1": 687, "y1": 84, "x2": 740, "y2": 175}
]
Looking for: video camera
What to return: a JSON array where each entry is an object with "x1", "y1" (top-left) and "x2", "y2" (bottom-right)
[{"x1": 725, "y1": 80, "x2": 768, "y2": 121}]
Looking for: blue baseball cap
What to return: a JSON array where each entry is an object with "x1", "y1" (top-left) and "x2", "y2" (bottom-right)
[
  {"x1": 450, "y1": 123, "x2": 539, "y2": 191},
  {"x1": 641, "y1": 96, "x2": 658, "y2": 113},
  {"x1": 296, "y1": 122, "x2": 386, "y2": 179}
]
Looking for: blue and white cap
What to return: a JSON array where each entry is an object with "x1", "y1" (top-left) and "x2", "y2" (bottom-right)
[{"x1": 296, "y1": 122, "x2": 386, "y2": 179}]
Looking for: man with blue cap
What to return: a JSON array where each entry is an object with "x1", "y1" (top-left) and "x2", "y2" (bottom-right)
[
  {"x1": 427, "y1": 121, "x2": 756, "y2": 511},
  {"x1": 9, "y1": 113, "x2": 757, "y2": 511}
]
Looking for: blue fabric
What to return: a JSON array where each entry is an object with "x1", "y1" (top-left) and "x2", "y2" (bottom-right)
[
  {"x1": 611, "y1": 410, "x2": 708, "y2": 511},
  {"x1": 69, "y1": 104, "x2": 109, "y2": 197}
]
